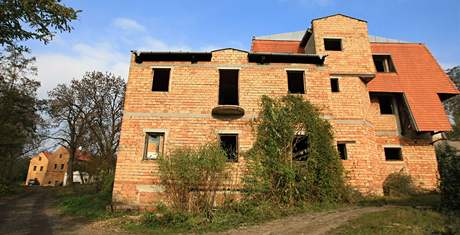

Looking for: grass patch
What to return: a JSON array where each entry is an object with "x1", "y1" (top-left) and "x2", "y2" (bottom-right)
[
  {"x1": 123, "y1": 200, "x2": 345, "y2": 234},
  {"x1": 332, "y1": 193, "x2": 460, "y2": 235},
  {"x1": 54, "y1": 185, "x2": 116, "y2": 220}
]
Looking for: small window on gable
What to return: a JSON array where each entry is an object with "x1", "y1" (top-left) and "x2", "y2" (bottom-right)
[
  {"x1": 39, "y1": 157, "x2": 42, "y2": 161},
  {"x1": 293, "y1": 135, "x2": 309, "y2": 161},
  {"x1": 40, "y1": 166, "x2": 43, "y2": 171},
  {"x1": 219, "y1": 70, "x2": 239, "y2": 105},
  {"x1": 373, "y1": 55, "x2": 396, "y2": 73},
  {"x1": 287, "y1": 71, "x2": 305, "y2": 94},
  {"x1": 379, "y1": 96, "x2": 394, "y2": 114},
  {"x1": 330, "y1": 78, "x2": 340, "y2": 92},
  {"x1": 384, "y1": 147, "x2": 402, "y2": 161},
  {"x1": 33, "y1": 166, "x2": 37, "y2": 171},
  {"x1": 59, "y1": 154, "x2": 62, "y2": 158},
  {"x1": 219, "y1": 134, "x2": 238, "y2": 162},
  {"x1": 152, "y1": 68, "x2": 170, "y2": 92},
  {"x1": 324, "y1": 38, "x2": 342, "y2": 51},
  {"x1": 144, "y1": 132, "x2": 165, "y2": 160}
]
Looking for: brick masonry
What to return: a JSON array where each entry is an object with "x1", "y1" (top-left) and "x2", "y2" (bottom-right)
[{"x1": 113, "y1": 15, "x2": 446, "y2": 208}]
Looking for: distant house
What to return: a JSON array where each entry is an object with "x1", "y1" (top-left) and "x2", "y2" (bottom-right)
[{"x1": 25, "y1": 146, "x2": 92, "y2": 186}]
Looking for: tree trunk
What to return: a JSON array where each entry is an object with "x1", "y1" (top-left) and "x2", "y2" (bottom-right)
[{"x1": 66, "y1": 149, "x2": 75, "y2": 186}]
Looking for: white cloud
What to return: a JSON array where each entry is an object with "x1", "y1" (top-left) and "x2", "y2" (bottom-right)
[
  {"x1": 113, "y1": 17, "x2": 146, "y2": 32},
  {"x1": 140, "y1": 36, "x2": 191, "y2": 51},
  {"x1": 35, "y1": 43, "x2": 129, "y2": 98}
]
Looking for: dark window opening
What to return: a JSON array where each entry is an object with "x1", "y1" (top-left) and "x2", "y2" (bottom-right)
[
  {"x1": 384, "y1": 147, "x2": 402, "y2": 161},
  {"x1": 33, "y1": 166, "x2": 37, "y2": 171},
  {"x1": 219, "y1": 70, "x2": 239, "y2": 105},
  {"x1": 324, "y1": 38, "x2": 342, "y2": 51},
  {"x1": 379, "y1": 96, "x2": 394, "y2": 114},
  {"x1": 54, "y1": 164, "x2": 57, "y2": 169},
  {"x1": 337, "y1": 143, "x2": 348, "y2": 160},
  {"x1": 152, "y1": 68, "x2": 170, "y2": 92},
  {"x1": 287, "y1": 71, "x2": 305, "y2": 94},
  {"x1": 330, "y1": 78, "x2": 340, "y2": 92},
  {"x1": 144, "y1": 132, "x2": 165, "y2": 160},
  {"x1": 39, "y1": 157, "x2": 42, "y2": 161},
  {"x1": 373, "y1": 55, "x2": 396, "y2": 73},
  {"x1": 59, "y1": 154, "x2": 62, "y2": 158},
  {"x1": 40, "y1": 166, "x2": 43, "y2": 171},
  {"x1": 60, "y1": 164, "x2": 64, "y2": 170},
  {"x1": 293, "y1": 135, "x2": 309, "y2": 161},
  {"x1": 219, "y1": 134, "x2": 238, "y2": 162},
  {"x1": 48, "y1": 181, "x2": 51, "y2": 184}
]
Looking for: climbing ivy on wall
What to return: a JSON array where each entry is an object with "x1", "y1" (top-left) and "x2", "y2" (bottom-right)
[{"x1": 244, "y1": 95, "x2": 347, "y2": 204}]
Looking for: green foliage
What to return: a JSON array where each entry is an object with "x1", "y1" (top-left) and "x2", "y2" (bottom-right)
[
  {"x1": 436, "y1": 143, "x2": 460, "y2": 211},
  {"x1": 382, "y1": 170, "x2": 417, "y2": 197},
  {"x1": 0, "y1": 45, "x2": 42, "y2": 186},
  {"x1": 158, "y1": 143, "x2": 228, "y2": 213},
  {"x1": 445, "y1": 66, "x2": 460, "y2": 139},
  {"x1": 0, "y1": 0, "x2": 79, "y2": 51},
  {"x1": 244, "y1": 95, "x2": 347, "y2": 204},
  {"x1": 56, "y1": 185, "x2": 113, "y2": 219}
]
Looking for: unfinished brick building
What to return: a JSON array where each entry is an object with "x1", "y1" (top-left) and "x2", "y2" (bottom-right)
[{"x1": 113, "y1": 14, "x2": 459, "y2": 208}]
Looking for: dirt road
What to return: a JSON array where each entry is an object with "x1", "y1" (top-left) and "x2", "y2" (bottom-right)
[
  {"x1": 0, "y1": 188, "x2": 116, "y2": 235},
  {"x1": 212, "y1": 206, "x2": 388, "y2": 235}
]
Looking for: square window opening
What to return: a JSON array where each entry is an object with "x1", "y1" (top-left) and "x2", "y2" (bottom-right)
[
  {"x1": 287, "y1": 71, "x2": 305, "y2": 94},
  {"x1": 152, "y1": 68, "x2": 170, "y2": 92},
  {"x1": 293, "y1": 135, "x2": 309, "y2": 161},
  {"x1": 144, "y1": 132, "x2": 165, "y2": 160},
  {"x1": 384, "y1": 147, "x2": 402, "y2": 161},
  {"x1": 379, "y1": 96, "x2": 394, "y2": 114},
  {"x1": 337, "y1": 143, "x2": 348, "y2": 160},
  {"x1": 330, "y1": 78, "x2": 340, "y2": 92},
  {"x1": 324, "y1": 38, "x2": 342, "y2": 51},
  {"x1": 219, "y1": 70, "x2": 239, "y2": 105},
  {"x1": 60, "y1": 164, "x2": 64, "y2": 170},
  {"x1": 219, "y1": 134, "x2": 238, "y2": 162},
  {"x1": 373, "y1": 55, "x2": 396, "y2": 73}
]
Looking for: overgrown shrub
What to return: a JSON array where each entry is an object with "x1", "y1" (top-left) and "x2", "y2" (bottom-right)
[
  {"x1": 158, "y1": 143, "x2": 228, "y2": 213},
  {"x1": 383, "y1": 170, "x2": 416, "y2": 197},
  {"x1": 244, "y1": 95, "x2": 347, "y2": 204},
  {"x1": 436, "y1": 143, "x2": 460, "y2": 211}
]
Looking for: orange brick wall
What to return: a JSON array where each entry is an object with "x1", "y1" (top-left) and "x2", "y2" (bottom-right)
[
  {"x1": 26, "y1": 147, "x2": 69, "y2": 186},
  {"x1": 113, "y1": 15, "x2": 440, "y2": 208}
]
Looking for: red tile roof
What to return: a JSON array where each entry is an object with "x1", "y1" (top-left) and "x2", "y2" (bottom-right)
[
  {"x1": 251, "y1": 39, "x2": 303, "y2": 53},
  {"x1": 369, "y1": 43, "x2": 459, "y2": 132}
]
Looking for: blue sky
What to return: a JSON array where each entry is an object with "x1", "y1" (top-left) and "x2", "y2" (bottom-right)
[{"x1": 28, "y1": 0, "x2": 460, "y2": 97}]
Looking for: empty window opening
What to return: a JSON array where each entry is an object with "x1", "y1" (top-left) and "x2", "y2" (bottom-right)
[
  {"x1": 293, "y1": 135, "x2": 309, "y2": 161},
  {"x1": 287, "y1": 71, "x2": 305, "y2": 94},
  {"x1": 40, "y1": 166, "x2": 43, "y2": 171},
  {"x1": 219, "y1": 70, "x2": 239, "y2": 105},
  {"x1": 337, "y1": 143, "x2": 348, "y2": 160},
  {"x1": 48, "y1": 181, "x2": 51, "y2": 184},
  {"x1": 59, "y1": 154, "x2": 62, "y2": 158},
  {"x1": 379, "y1": 96, "x2": 394, "y2": 114},
  {"x1": 373, "y1": 55, "x2": 396, "y2": 73},
  {"x1": 33, "y1": 166, "x2": 37, "y2": 171},
  {"x1": 219, "y1": 134, "x2": 238, "y2": 162},
  {"x1": 144, "y1": 132, "x2": 165, "y2": 160},
  {"x1": 60, "y1": 164, "x2": 64, "y2": 170},
  {"x1": 152, "y1": 68, "x2": 170, "y2": 92},
  {"x1": 330, "y1": 78, "x2": 340, "y2": 92},
  {"x1": 324, "y1": 38, "x2": 342, "y2": 51},
  {"x1": 39, "y1": 157, "x2": 42, "y2": 161},
  {"x1": 54, "y1": 164, "x2": 57, "y2": 169},
  {"x1": 384, "y1": 147, "x2": 402, "y2": 161}
]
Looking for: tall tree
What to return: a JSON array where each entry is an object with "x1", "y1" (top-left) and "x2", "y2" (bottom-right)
[
  {"x1": 47, "y1": 72, "x2": 125, "y2": 186},
  {"x1": 0, "y1": 0, "x2": 79, "y2": 51},
  {"x1": 0, "y1": 45, "x2": 43, "y2": 185},
  {"x1": 446, "y1": 66, "x2": 460, "y2": 139}
]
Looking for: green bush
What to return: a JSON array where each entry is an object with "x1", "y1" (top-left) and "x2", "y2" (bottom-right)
[
  {"x1": 158, "y1": 143, "x2": 228, "y2": 213},
  {"x1": 244, "y1": 95, "x2": 348, "y2": 204},
  {"x1": 436, "y1": 143, "x2": 460, "y2": 211},
  {"x1": 382, "y1": 170, "x2": 416, "y2": 197}
]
